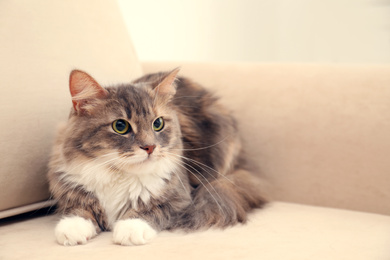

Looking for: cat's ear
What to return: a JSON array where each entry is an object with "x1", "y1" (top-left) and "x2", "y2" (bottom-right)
[
  {"x1": 153, "y1": 67, "x2": 180, "y2": 97},
  {"x1": 69, "y1": 70, "x2": 108, "y2": 114}
]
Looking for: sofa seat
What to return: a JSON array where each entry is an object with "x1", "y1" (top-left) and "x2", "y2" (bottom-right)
[{"x1": 1, "y1": 202, "x2": 389, "y2": 260}]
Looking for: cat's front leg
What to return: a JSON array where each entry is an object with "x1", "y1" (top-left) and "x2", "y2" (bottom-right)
[
  {"x1": 55, "y1": 215, "x2": 98, "y2": 246},
  {"x1": 50, "y1": 179, "x2": 108, "y2": 246},
  {"x1": 112, "y1": 218, "x2": 157, "y2": 246}
]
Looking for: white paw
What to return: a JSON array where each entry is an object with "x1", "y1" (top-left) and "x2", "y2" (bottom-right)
[
  {"x1": 55, "y1": 216, "x2": 97, "y2": 246},
  {"x1": 113, "y1": 218, "x2": 157, "y2": 246}
]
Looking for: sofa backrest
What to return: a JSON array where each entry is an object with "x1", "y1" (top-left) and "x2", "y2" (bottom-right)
[{"x1": 143, "y1": 62, "x2": 390, "y2": 216}]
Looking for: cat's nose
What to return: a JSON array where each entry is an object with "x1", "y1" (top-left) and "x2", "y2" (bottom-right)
[{"x1": 140, "y1": 145, "x2": 156, "y2": 155}]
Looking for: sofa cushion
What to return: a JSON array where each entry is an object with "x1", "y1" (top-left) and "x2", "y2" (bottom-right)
[
  {"x1": 1, "y1": 202, "x2": 389, "y2": 259},
  {"x1": 0, "y1": 0, "x2": 142, "y2": 218}
]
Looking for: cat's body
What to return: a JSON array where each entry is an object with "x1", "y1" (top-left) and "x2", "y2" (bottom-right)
[{"x1": 48, "y1": 69, "x2": 266, "y2": 246}]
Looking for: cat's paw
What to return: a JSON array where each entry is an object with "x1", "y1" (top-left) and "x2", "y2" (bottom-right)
[
  {"x1": 113, "y1": 218, "x2": 157, "y2": 246},
  {"x1": 55, "y1": 216, "x2": 97, "y2": 246}
]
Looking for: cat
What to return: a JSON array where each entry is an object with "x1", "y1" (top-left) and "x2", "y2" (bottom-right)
[{"x1": 48, "y1": 68, "x2": 266, "y2": 246}]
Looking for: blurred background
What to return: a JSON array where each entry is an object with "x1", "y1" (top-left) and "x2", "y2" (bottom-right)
[{"x1": 118, "y1": 0, "x2": 390, "y2": 63}]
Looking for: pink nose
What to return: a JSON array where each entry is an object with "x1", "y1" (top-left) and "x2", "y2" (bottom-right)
[{"x1": 140, "y1": 145, "x2": 156, "y2": 155}]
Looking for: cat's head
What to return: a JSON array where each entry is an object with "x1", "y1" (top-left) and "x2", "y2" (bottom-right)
[{"x1": 61, "y1": 69, "x2": 182, "y2": 173}]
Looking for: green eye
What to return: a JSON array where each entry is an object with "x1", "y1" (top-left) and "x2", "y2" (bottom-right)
[
  {"x1": 112, "y1": 119, "x2": 131, "y2": 134},
  {"x1": 153, "y1": 117, "x2": 164, "y2": 132}
]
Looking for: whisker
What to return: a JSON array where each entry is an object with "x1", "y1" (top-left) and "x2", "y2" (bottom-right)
[
  {"x1": 172, "y1": 134, "x2": 232, "y2": 152},
  {"x1": 113, "y1": 155, "x2": 134, "y2": 173},
  {"x1": 83, "y1": 156, "x2": 121, "y2": 175},
  {"x1": 180, "y1": 161, "x2": 224, "y2": 202},
  {"x1": 171, "y1": 95, "x2": 201, "y2": 102},
  {"x1": 61, "y1": 151, "x2": 120, "y2": 176},
  {"x1": 160, "y1": 156, "x2": 191, "y2": 195},
  {"x1": 172, "y1": 105, "x2": 200, "y2": 109},
  {"x1": 166, "y1": 152, "x2": 219, "y2": 183},
  {"x1": 166, "y1": 152, "x2": 235, "y2": 185},
  {"x1": 168, "y1": 156, "x2": 225, "y2": 215}
]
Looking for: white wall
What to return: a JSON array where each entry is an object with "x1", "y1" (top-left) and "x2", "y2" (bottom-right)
[{"x1": 117, "y1": 0, "x2": 390, "y2": 63}]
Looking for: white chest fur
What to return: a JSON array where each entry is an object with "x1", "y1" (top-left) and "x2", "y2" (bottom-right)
[{"x1": 61, "y1": 156, "x2": 177, "y2": 227}]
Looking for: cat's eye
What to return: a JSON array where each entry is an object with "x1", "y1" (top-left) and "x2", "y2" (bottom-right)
[
  {"x1": 112, "y1": 119, "x2": 131, "y2": 134},
  {"x1": 153, "y1": 117, "x2": 164, "y2": 132}
]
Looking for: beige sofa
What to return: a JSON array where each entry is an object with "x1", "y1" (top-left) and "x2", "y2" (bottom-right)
[{"x1": 1, "y1": 1, "x2": 390, "y2": 259}]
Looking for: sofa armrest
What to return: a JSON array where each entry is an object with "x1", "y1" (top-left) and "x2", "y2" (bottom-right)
[
  {"x1": 0, "y1": 0, "x2": 142, "y2": 219},
  {"x1": 142, "y1": 62, "x2": 390, "y2": 216}
]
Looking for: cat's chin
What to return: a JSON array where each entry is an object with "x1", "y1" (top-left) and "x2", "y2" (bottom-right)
[
  {"x1": 125, "y1": 154, "x2": 160, "y2": 168},
  {"x1": 116, "y1": 154, "x2": 175, "y2": 179}
]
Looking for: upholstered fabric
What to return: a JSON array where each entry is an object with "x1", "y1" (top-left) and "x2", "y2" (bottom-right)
[
  {"x1": 1, "y1": 1, "x2": 389, "y2": 258},
  {"x1": 0, "y1": 0, "x2": 142, "y2": 217},
  {"x1": 143, "y1": 62, "x2": 390, "y2": 217},
  {"x1": 1, "y1": 202, "x2": 389, "y2": 260}
]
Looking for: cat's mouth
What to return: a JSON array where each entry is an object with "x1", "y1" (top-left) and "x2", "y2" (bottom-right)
[
  {"x1": 137, "y1": 155, "x2": 153, "y2": 164},
  {"x1": 121, "y1": 152, "x2": 159, "y2": 166}
]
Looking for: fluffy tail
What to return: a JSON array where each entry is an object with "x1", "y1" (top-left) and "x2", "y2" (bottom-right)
[{"x1": 170, "y1": 169, "x2": 267, "y2": 230}]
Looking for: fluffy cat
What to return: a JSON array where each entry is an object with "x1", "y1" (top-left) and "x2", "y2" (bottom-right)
[{"x1": 48, "y1": 68, "x2": 266, "y2": 246}]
